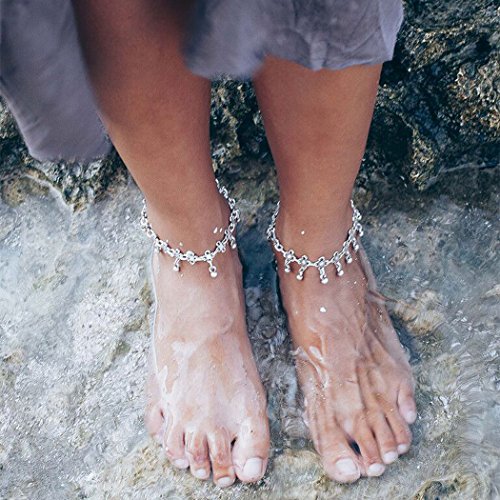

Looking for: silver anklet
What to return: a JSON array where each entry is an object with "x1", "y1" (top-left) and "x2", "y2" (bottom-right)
[
  {"x1": 266, "y1": 200, "x2": 363, "y2": 284},
  {"x1": 140, "y1": 180, "x2": 240, "y2": 278}
]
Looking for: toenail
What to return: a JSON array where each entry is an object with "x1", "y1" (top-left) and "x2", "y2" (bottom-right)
[
  {"x1": 383, "y1": 451, "x2": 398, "y2": 464},
  {"x1": 173, "y1": 458, "x2": 189, "y2": 469},
  {"x1": 367, "y1": 463, "x2": 385, "y2": 476},
  {"x1": 216, "y1": 476, "x2": 234, "y2": 488},
  {"x1": 405, "y1": 410, "x2": 417, "y2": 423},
  {"x1": 193, "y1": 468, "x2": 209, "y2": 479},
  {"x1": 397, "y1": 443, "x2": 409, "y2": 454},
  {"x1": 242, "y1": 458, "x2": 263, "y2": 479},
  {"x1": 335, "y1": 458, "x2": 359, "y2": 476}
]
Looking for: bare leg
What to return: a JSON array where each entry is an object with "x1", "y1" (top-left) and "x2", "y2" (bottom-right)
[
  {"x1": 253, "y1": 58, "x2": 416, "y2": 482},
  {"x1": 73, "y1": 0, "x2": 269, "y2": 486}
]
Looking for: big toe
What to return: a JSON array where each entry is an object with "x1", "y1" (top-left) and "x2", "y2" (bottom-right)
[
  {"x1": 316, "y1": 422, "x2": 361, "y2": 483},
  {"x1": 326, "y1": 456, "x2": 362, "y2": 483},
  {"x1": 232, "y1": 419, "x2": 270, "y2": 483}
]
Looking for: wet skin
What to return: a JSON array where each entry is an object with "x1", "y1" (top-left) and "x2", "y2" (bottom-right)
[
  {"x1": 145, "y1": 246, "x2": 270, "y2": 487},
  {"x1": 276, "y1": 242, "x2": 417, "y2": 482}
]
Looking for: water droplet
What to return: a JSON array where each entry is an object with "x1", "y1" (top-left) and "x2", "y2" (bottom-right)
[
  {"x1": 213, "y1": 227, "x2": 218, "y2": 234},
  {"x1": 179, "y1": 242, "x2": 183, "y2": 247},
  {"x1": 300, "y1": 230, "x2": 306, "y2": 235},
  {"x1": 320, "y1": 306, "x2": 327, "y2": 313}
]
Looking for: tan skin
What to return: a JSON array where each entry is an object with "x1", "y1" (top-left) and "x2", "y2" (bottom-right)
[
  {"x1": 73, "y1": 0, "x2": 416, "y2": 486},
  {"x1": 253, "y1": 60, "x2": 417, "y2": 480}
]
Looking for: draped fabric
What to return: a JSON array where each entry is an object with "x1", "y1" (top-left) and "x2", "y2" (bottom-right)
[{"x1": 0, "y1": 0, "x2": 403, "y2": 162}]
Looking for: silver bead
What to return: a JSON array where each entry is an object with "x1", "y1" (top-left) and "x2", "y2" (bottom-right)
[
  {"x1": 229, "y1": 234, "x2": 237, "y2": 249},
  {"x1": 318, "y1": 265, "x2": 328, "y2": 284},
  {"x1": 297, "y1": 266, "x2": 306, "y2": 280},
  {"x1": 335, "y1": 261, "x2": 344, "y2": 276},
  {"x1": 299, "y1": 255, "x2": 309, "y2": 266}
]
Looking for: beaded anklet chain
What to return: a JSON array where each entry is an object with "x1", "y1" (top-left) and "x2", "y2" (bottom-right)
[
  {"x1": 140, "y1": 180, "x2": 240, "y2": 278},
  {"x1": 266, "y1": 200, "x2": 363, "y2": 284}
]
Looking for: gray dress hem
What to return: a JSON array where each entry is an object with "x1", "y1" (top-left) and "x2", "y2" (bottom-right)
[{"x1": 1, "y1": 0, "x2": 404, "y2": 163}]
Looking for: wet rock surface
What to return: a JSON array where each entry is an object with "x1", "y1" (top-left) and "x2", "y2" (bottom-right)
[
  {"x1": 1, "y1": 1, "x2": 499, "y2": 497},
  {"x1": 0, "y1": 161, "x2": 498, "y2": 499}
]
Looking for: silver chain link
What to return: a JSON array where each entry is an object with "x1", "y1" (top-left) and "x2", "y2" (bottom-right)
[
  {"x1": 140, "y1": 179, "x2": 240, "y2": 278},
  {"x1": 266, "y1": 199, "x2": 363, "y2": 284}
]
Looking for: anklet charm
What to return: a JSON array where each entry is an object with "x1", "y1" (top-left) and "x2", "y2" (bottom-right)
[
  {"x1": 266, "y1": 200, "x2": 363, "y2": 284},
  {"x1": 140, "y1": 180, "x2": 240, "y2": 278}
]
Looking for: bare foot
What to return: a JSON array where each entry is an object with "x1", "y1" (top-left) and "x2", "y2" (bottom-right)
[
  {"x1": 144, "y1": 203, "x2": 270, "y2": 487},
  {"x1": 275, "y1": 210, "x2": 416, "y2": 483}
]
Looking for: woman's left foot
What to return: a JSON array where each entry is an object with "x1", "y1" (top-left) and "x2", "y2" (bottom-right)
[{"x1": 275, "y1": 210, "x2": 417, "y2": 483}]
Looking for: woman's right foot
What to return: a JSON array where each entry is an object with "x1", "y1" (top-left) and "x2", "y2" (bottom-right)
[{"x1": 144, "y1": 201, "x2": 270, "y2": 487}]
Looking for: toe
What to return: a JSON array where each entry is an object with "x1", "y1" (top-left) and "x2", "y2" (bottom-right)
[
  {"x1": 314, "y1": 422, "x2": 362, "y2": 483},
  {"x1": 144, "y1": 372, "x2": 164, "y2": 443},
  {"x1": 385, "y1": 409, "x2": 412, "y2": 456},
  {"x1": 232, "y1": 419, "x2": 270, "y2": 483},
  {"x1": 351, "y1": 420, "x2": 385, "y2": 476},
  {"x1": 327, "y1": 455, "x2": 362, "y2": 483},
  {"x1": 370, "y1": 412, "x2": 398, "y2": 464},
  {"x1": 207, "y1": 430, "x2": 236, "y2": 488},
  {"x1": 145, "y1": 404, "x2": 164, "y2": 444},
  {"x1": 185, "y1": 431, "x2": 210, "y2": 480},
  {"x1": 398, "y1": 380, "x2": 417, "y2": 424},
  {"x1": 164, "y1": 425, "x2": 188, "y2": 469}
]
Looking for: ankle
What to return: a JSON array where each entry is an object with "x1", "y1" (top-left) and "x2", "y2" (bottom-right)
[
  {"x1": 275, "y1": 199, "x2": 353, "y2": 259},
  {"x1": 145, "y1": 192, "x2": 231, "y2": 254}
]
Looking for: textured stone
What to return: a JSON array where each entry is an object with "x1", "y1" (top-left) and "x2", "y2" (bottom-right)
[
  {"x1": 0, "y1": 164, "x2": 498, "y2": 499},
  {"x1": 1, "y1": 3, "x2": 499, "y2": 498},
  {"x1": 1, "y1": 2, "x2": 498, "y2": 206}
]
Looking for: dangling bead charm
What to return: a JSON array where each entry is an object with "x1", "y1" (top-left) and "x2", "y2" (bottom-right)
[
  {"x1": 154, "y1": 237, "x2": 162, "y2": 253},
  {"x1": 319, "y1": 267, "x2": 329, "y2": 284},
  {"x1": 173, "y1": 258, "x2": 180, "y2": 272},
  {"x1": 229, "y1": 233, "x2": 237, "y2": 250},
  {"x1": 335, "y1": 260, "x2": 344, "y2": 276},
  {"x1": 296, "y1": 267, "x2": 306, "y2": 280},
  {"x1": 345, "y1": 250, "x2": 353, "y2": 264},
  {"x1": 284, "y1": 250, "x2": 293, "y2": 273},
  {"x1": 208, "y1": 263, "x2": 218, "y2": 278}
]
